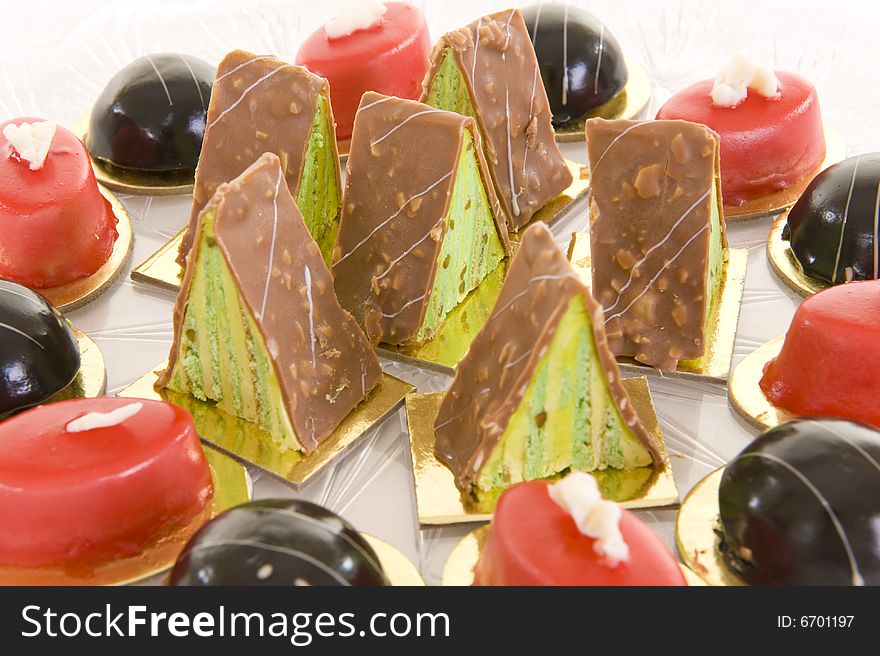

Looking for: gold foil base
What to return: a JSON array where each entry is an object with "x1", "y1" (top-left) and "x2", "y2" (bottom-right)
[
  {"x1": 728, "y1": 336, "x2": 791, "y2": 431},
  {"x1": 364, "y1": 535, "x2": 425, "y2": 586},
  {"x1": 119, "y1": 363, "x2": 413, "y2": 487},
  {"x1": 723, "y1": 125, "x2": 845, "y2": 222},
  {"x1": 555, "y1": 57, "x2": 651, "y2": 142},
  {"x1": 46, "y1": 328, "x2": 107, "y2": 404},
  {"x1": 767, "y1": 211, "x2": 829, "y2": 297},
  {"x1": 0, "y1": 445, "x2": 251, "y2": 586},
  {"x1": 676, "y1": 467, "x2": 747, "y2": 586},
  {"x1": 128, "y1": 157, "x2": 589, "y2": 298},
  {"x1": 407, "y1": 376, "x2": 679, "y2": 526},
  {"x1": 74, "y1": 113, "x2": 195, "y2": 196},
  {"x1": 39, "y1": 186, "x2": 133, "y2": 312},
  {"x1": 442, "y1": 525, "x2": 703, "y2": 586},
  {"x1": 567, "y1": 232, "x2": 747, "y2": 382}
]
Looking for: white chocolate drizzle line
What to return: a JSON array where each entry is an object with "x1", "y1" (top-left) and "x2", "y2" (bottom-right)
[
  {"x1": 594, "y1": 24, "x2": 605, "y2": 96},
  {"x1": 206, "y1": 64, "x2": 293, "y2": 131},
  {"x1": 215, "y1": 55, "x2": 277, "y2": 83},
  {"x1": 529, "y1": 2, "x2": 543, "y2": 46},
  {"x1": 178, "y1": 53, "x2": 206, "y2": 113},
  {"x1": 374, "y1": 216, "x2": 444, "y2": 282},
  {"x1": 590, "y1": 121, "x2": 651, "y2": 173},
  {"x1": 370, "y1": 109, "x2": 444, "y2": 148},
  {"x1": 0, "y1": 285, "x2": 43, "y2": 307},
  {"x1": 357, "y1": 95, "x2": 393, "y2": 114},
  {"x1": 523, "y1": 66, "x2": 538, "y2": 178},
  {"x1": 604, "y1": 188, "x2": 711, "y2": 314},
  {"x1": 489, "y1": 272, "x2": 580, "y2": 321},
  {"x1": 244, "y1": 506, "x2": 385, "y2": 576},
  {"x1": 381, "y1": 293, "x2": 427, "y2": 319},
  {"x1": 832, "y1": 155, "x2": 860, "y2": 284},
  {"x1": 145, "y1": 54, "x2": 173, "y2": 106},
  {"x1": 66, "y1": 402, "x2": 143, "y2": 433},
  {"x1": 738, "y1": 451, "x2": 864, "y2": 586},
  {"x1": 333, "y1": 172, "x2": 453, "y2": 267},
  {"x1": 0, "y1": 322, "x2": 44, "y2": 350},
  {"x1": 562, "y1": 3, "x2": 569, "y2": 105},
  {"x1": 502, "y1": 9, "x2": 519, "y2": 217},
  {"x1": 258, "y1": 168, "x2": 283, "y2": 320},
  {"x1": 813, "y1": 420, "x2": 880, "y2": 475},
  {"x1": 304, "y1": 265, "x2": 317, "y2": 370},
  {"x1": 606, "y1": 223, "x2": 709, "y2": 323},
  {"x1": 181, "y1": 538, "x2": 349, "y2": 585},
  {"x1": 873, "y1": 174, "x2": 880, "y2": 279},
  {"x1": 471, "y1": 16, "x2": 482, "y2": 83}
]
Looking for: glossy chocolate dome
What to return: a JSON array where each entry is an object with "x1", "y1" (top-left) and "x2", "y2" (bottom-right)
[
  {"x1": 86, "y1": 53, "x2": 214, "y2": 173},
  {"x1": 719, "y1": 419, "x2": 880, "y2": 586},
  {"x1": 0, "y1": 281, "x2": 80, "y2": 416},
  {"x1": 170, "y1": 498, "x2": 388, "y2": 586},
  {"x1": 521, "y1": 4, "x2": 628, "y2": 128},
  {"x1": 785, "y1": 153, "x2": 880, "y2": 285}
]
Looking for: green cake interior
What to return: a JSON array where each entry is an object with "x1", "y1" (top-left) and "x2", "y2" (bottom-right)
[
  {"x1": 705, "y1": 187, "x2": 725, "y2": 320},
  {"x1": 474, "y1": 294, "x2": 654, "y2": 493},
  {"x1": 296, "y1": 94, "x2": 341, "y2": 264},
  {"x1": 424, "y1": 47, "x2": 477, "y2": 118},
  {"x1": 163, "y1": 209, "x2": 303, "y2": 452},
  {"x1": 416, "y1": 131, "x2": 505, "y2": 342}
]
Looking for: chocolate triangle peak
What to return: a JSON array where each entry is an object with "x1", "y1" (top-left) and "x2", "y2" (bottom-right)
[{"x1": 158, "y1": 153, "x2": 380, "y2": 453}]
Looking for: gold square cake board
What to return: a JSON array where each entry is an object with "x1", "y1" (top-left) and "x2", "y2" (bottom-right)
[
  {"x1": 567, "y1": 232, "x2": 748, "y2": 383},
  {"x1": 119, "y1": 363, "x2": 413, "y2": 488},
  {"x1": 406, "y1": 376, "x2": 679, "y2": 526}
]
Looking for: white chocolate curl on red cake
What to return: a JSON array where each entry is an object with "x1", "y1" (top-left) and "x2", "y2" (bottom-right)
[
  {"x1": 325, "y1": 0, "x2": 387, "y2": 39},
  {"x1": 66, "y1": 402, "x2": 144, "y2": 433},
  {"x1": 711, "y1": 54, "x2": 779, "y2": 107},
  {"x1": 3, "y1": 120, "x2": 56, "y2": 170},
  {"x1": 548, "y1": 472, "x2": 629, "y2": 566}
]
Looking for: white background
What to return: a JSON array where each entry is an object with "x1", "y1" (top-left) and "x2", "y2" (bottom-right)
[{"x1": 2, "y1": 0, "x2": 876, "y2": 584}]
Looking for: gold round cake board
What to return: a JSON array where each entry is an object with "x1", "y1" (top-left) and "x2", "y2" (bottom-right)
[
  {"x1": 676, "y1": 468, "x2": 747, "y2": 587},
  {"x1": 555, "y1": 56, "x2": 651, "y2": 142},
  {"x1": 45, "y1": 328, "x2": 107, "y2": 404},
  {"x1": 728, "y1": 336, "x2": 793, "y2": 431},
  {"x1": 723, "y1": 125, "x2": 846, "y2": 223},
  {"x1": 38, "y1": 186, "x2": 133, "y2": 312},
  {"x1": 767, "y1": 211, "x2": 831, "y2": 297},
  {"x1": 73, "y1": 112, "x2": 195, "y2": 196},
  {"x1": 442, "y1": 525, "x2": 705, "y2": 586},
  {"x1": 364, "y1": 535, "x2": 426, "y2": 586},
  {"x1": 0, "y1": 446, "x2": 252, "y2": 586}
]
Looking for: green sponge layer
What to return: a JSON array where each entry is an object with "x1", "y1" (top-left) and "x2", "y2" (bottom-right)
[
  {"x1": 475, "y1": 295, "x2": 653, "y2": 492},
  {"x1": 165, "y1": 209, "x2": 303, "y2": 452},
  {"x1": 297, "y1": 94, "x2": 341, "y2": 264},
  {"x1": 424, "y1": 47, "x2": 477, "y2": 118},
  {"x1": 418, "y1": 132, "x2": 504, "y2": 342}
]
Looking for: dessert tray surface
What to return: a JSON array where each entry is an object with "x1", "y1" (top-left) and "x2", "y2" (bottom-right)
[{"x1": 4, "y1": 0, "x2": 878, "y2": 584}]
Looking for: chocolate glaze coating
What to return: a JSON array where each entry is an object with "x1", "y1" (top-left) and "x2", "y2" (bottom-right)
[
  {"x1": 0, "y1": 281, "x2": 79, "y2": 416},
  {"x1": 170, "y1": 499, "x2": 388, "y2": 586},
  {"x1": 719, "y1": 419, "x2": 880, "y2": 586},
  {"x1": 87, "y1": 53, "x2": 214, "y2": 173},
  {"x1": 521, "y1": 4, "x2": 627, "y2": 128},
  {"x1": 785, "y1": 153, "x2": 880, "y2": 284}
]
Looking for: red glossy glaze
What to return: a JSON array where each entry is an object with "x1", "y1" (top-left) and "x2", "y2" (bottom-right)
[
  {"x1": 474, "y1": 481, "x2": 686, "y2": 586},
  {"x1": 0, "y1": 118, "x2": 117, "y2": 289},
  {"x1": 656, "y1": 72, "x2": 825, "y2": 207},
  {"x1": 295, "y1": 2, "x2": 430, "y2": 141},
  {"x1": 760, "y1": 280, "x2": 880, "y2": 430},
  {"x1": 0, "y1": 397, "x2": 213, "y2": 568}
]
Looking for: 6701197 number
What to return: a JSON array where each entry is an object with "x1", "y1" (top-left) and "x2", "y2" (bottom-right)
[{"x1": 777, "y1": 615, "x2": 854, "y2": 628}]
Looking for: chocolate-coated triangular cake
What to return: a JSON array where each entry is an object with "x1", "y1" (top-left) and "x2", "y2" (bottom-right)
[
  {"x1": 421, "y1": 8, "x2": 573, "y2": 232},
  {"x1": 159, "y1": 153, "x2": 380, "y2": 453},
  {"x1": 332, "y1": 92, "x2": 510, "y2": 347},
  {"x1": 586, "y1": 118, "x2": 728, "y2": 371},
  {"x1": 178, "y1": 49, "x2": 342, "y2": 266},
  {"x1": 434, "y1": 223, "x2": 661, "y2": 492}
]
